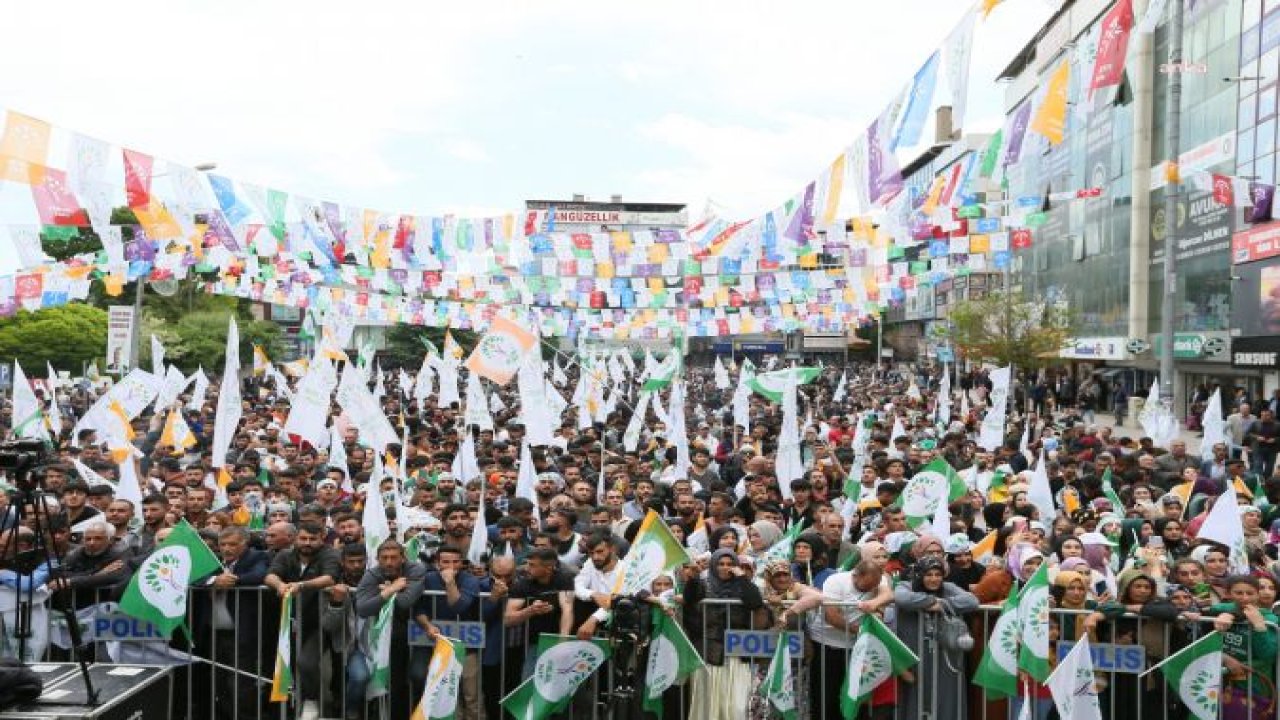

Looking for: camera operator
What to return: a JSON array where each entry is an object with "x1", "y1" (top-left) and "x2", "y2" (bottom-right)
[
  {"x1": 504, "y1": 547, "x2": 572, "y2": 680},
  {"x1": 0, "y1": 527, "x2": 50, "y2": 661}
]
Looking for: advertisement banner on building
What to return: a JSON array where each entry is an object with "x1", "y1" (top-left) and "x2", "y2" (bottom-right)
[
  {"x1": 1232, "y1": 221, "x2": 1280, "y2": 264},
  {"x1": 106, "y1": 305, "x2": 136, "y2": 372},
  {"x1": 1229, "y1": 257, "x2": 1280, "y2": 337},
  {"x1": 1060, "y1": 337, "x2": 1128, "y2": 360},
  {"x1": 1149, "y1": 191, "x2": 1232, "y2": 266}
]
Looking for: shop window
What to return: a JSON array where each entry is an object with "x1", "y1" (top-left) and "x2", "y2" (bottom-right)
[
  {"x1": 1239, "y1": 129, "x2": 1257, "y2": 169},
  {"x1": 1242, "y1": 93, "x2": 1259, "y2": 130},
  {"x1": 1261, "y1": 84, "x2": 1278, "y2": 121},
  {"x1": 1259, "y1": 151, "x2": 1276, "y2": 184}
]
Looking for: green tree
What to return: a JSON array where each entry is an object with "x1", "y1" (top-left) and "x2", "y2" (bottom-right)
[
  {"x1": 381, "y1": 324, "x2": 478, "y2": 367},
  {"x1": 141, "y1": 310, "x2": 281, "y2": 372},
  {"x1": 947, "y1": 289, "x2": 1076, "y2": 372},
  {"x1": 0, "y1": 304, "x2": 108, "y2": 372}
]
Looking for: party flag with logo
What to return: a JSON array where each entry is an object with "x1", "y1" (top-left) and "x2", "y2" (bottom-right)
[
  {"x1": 411, "y1": 636, "x2": 465, "y2": 720},
  {"x1": 1147, "y1": 631, "x2": 1222, "y2": 720},
  {"x1": 764, "y1": 631, "x2": 798, "y2": 720},
  {"x1": 840, "y1": 614, "x2": 918, "y2": 719},
  {"x1": 118, "y1": 519, "x2": 222, "y2": 638},
  {"x1": 974, "y1": 585, "x2": 1021, "y2": 698},
  {"x1": 1017, "y1": 563, "x2": 1052, "y2": 682},
  {"x1": 501, "y1": 635, "x2": 611, "y2": 720},
  {"x1": 643, "y1": 608, "x2": 704, "y2": 718},
  {"x1": 613, "y1": 510, "x2": 690, "y2": 596}
]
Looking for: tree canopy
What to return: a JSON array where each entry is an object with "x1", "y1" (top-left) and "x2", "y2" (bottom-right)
[
  {"x1": 0, "y1": 304, "x2": 108, "y2": 372},
  {"x1": 946, "y1": 288, "x2": 1076, "y2": 372}
]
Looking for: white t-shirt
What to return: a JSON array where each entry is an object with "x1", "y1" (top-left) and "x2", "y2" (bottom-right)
[{"x1": 808, "y1": 572, "x2": 889, "y2": 649}]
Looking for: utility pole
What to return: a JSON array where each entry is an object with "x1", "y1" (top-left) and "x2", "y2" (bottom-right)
[{"x1": 1158, "y1": 0, "x2": 1185, "y2": 411}]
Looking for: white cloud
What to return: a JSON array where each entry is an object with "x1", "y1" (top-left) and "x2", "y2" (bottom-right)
[
  {"x1": 443, "y1": 138, "x2": 493, "y2": 164},
  {"x1": 0, "y1": 0, "x2": 1057, "y2": 225}
]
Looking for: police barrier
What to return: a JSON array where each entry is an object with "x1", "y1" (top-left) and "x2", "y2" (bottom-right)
[{"x1": 13, "y1": 588, "x2": 1280, "y2": 720}]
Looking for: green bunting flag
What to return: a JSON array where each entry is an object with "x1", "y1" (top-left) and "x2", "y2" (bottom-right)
[
  {"x1": 973, "y1": 585, "x2": 1020, "y2": 698},
  {"x1": 118, "y1": 519, "x2": 222, "y2": 638},
  {"x1": 643, "y1": 608, "x2": 705, "y2": 718},
  {"x1": 501, "y1": 635, "x2": 611, "y2": 720},
  {"x1": 840, "y1": 614, "x2": 918, "y2": 719}
]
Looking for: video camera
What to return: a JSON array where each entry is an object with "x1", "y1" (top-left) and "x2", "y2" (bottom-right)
[{"x1": 0, "y1": 440, "x2": 50, "y2": 490}]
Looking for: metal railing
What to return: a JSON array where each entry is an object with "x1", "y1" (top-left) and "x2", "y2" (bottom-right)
[{"x1": 4, "y1": 587, "x2": 1278, "y2": 720}]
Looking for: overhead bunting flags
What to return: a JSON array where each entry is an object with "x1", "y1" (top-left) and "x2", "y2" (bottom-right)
[
  {"x1": 1089, "y1": 0, "x2": 1135, "y2": 96},
  {"x1": 943, "y1": 10, "x2": 977, "y2": 130},
  {"x1": 892, "y1": 51, "x2": 941, "y2": 151},
  {"x1": 1030, "y1": 59, "x2": 1071, "y2": 145}
]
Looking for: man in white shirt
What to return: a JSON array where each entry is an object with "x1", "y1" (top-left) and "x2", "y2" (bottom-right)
[
  {"x1": 573, "y1": 532, "x2": 622, "y2": 639},
  {"x1": 808, "y1": 560, "x2": 894, "y2": 720}
]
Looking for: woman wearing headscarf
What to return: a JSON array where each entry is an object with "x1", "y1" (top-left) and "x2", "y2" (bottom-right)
[
  {"x1": 893, "y1": 557, "x2": 980, "y2": 720},
  {"x1": 1051, "y1": 569, "x2": 1099, "y2": 642},
  {"x1": 791, "y1": 532, "x2": 833, "y2": 588},
  {"x1": 746, "y1": 520, "x2": 782, "y2": 560},
  {"x1": 747, "y1": 561, "x2": 826, "y2": 720},
  {"x1": 686, "y1": 548, "x2": 765, "y2": 720},
  {"x1": 944, "y1": 534, "x2": 984, "y2": 591},
  {"x1": 1084, "y1": 568, "x2": 1181, "y2": 716},
  {"x1": 1153, "y1": 517, "x2": 1191, "y2": 560}
]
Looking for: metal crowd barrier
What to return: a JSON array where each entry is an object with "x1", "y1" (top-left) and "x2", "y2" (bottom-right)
[{"x1": 5, "y1": 587, "x2": 1280, "y2": 720}]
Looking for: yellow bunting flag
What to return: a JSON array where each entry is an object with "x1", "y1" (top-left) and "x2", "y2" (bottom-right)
[
  {"x1": 1030, "y1": 59, "x2": 1071, "y2": 145},
  {"x1": 0, "y1": 111, "x2": 51, "y2": 184},
  {"x1": 821, "y1": 153, "x2": 847, "y2": 224},
  {"x1": 982, "y1": 0, "x2": 1003, "y2": 18}
]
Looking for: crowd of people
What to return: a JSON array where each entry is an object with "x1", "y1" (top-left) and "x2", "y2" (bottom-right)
[{"x1": 0, "y1": 352, "x2": 1278, "y2": 720}]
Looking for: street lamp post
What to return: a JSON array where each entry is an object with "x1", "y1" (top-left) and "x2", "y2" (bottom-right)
[
  {"x1": 127, "y1": 162, "x2": 218, "y2": 372},
  {"x1": 1158, "y1": 0, "x2": 1185, "y2": 411}
]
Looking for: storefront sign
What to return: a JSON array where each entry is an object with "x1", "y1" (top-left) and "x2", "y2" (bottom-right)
[
  {"x1": 1232, "y1": 221, "x2": 1280, "y2": 264},
  {"x1": 1060, "y1": 337, "x2": 1128, "y2": 360},
  {"x1": 1231, "y1": 336, "x2": 1280, "y2": 369},
  {"x1": 1149, "y1": 132, "x2": 1236, "y2": 190},
  {"x1": 1153, "y1": 333, "x2": 1223, "y2": 359}
]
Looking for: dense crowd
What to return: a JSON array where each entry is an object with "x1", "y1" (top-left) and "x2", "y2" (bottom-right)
[{"x1": 1, "y1": 355, "x2": 1278, "y2": 720}]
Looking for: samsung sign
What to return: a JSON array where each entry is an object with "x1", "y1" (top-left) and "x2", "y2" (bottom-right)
[{"x1": 1231, "y1": 337, "x2": 1280, "y2": 369}]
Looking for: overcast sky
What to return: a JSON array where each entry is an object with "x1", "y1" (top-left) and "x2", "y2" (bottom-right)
[{"x1": 0, "y1": 0, "x2": 1055, "y2": 244}]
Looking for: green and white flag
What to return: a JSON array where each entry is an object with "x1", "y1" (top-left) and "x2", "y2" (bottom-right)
[
  {"x1": 1149, "y1": 631, "x2": 1222, "y2": 720},
  {"x1": 840, "y1": 614, "x2": 918, "y2": 719},
  {"x1": 643, "y1": 608, "x2": 704, "y2": 718},
  {"x1": 974, "y1": 585, "x2": 1021, "y2": 698},
  {"x1": 763, "y1": 631, "x2": 798, "y2": 720},
  {"x1": 900, "y1": 457, "x2": 968, "y2": 528},
  {"x1": 1099, "y1": 468, "x2": 1123, "y2": 511},
  {"x1": 366, "y1": 597, "x2": 395, "y2": 699},
  {"x1": 411, "y1": 636, "x2": 466, "y2": 720},
  {"x1": 269, "y1": 591, "x2": 293, "y2": 702},
  {"x1": 1046, "y1": 635, "x2": 1102, "y2": 720},
  {"x1": 501, "y1": 635, "x2": 610, "y2": 720},
  {"x1": 746, "y1": 366, "x2": 821, "y2": 403},
  {"x1": 612, "y1": 510, "x2": 691, "y2": 596},
  {"x1": 118, "y1": 519, "x2": 221, "y2": 638},
  {"x1": 641, "y1": 353, "x2": 680, "y2": 392},
  {"x1": 1017, "y1": 562, "x2": 1052, "y2": 683},
  {"x1": 11, "y1": 361, "x2": 48, "y2": 441}
]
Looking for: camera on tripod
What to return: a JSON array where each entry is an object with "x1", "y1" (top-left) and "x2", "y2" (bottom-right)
[{"x1": 0, "y1": 440, "x2": 50, "y2": 489}]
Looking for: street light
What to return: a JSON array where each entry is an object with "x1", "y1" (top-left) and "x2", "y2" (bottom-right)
[
  {"x1": 1159, "y1": 0, "x2": 1185, "y2": 412},
  {"x1": 127, "y1": 161, "x2": 218, "y2": 373}
]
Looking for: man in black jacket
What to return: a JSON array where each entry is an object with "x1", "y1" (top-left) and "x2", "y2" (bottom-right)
[
  {"x1": 264, "y1": 523, "x2": 339, "y2": 720},
  {"x1": 192, "y1": 526, "x2": 270, "y2": 720},
  {"x1": 48, "y1": 520, "x2": 129, "y2": 608},
  {"x1": 355, "y1": 540, "x2": 427, "y2": 720}
]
